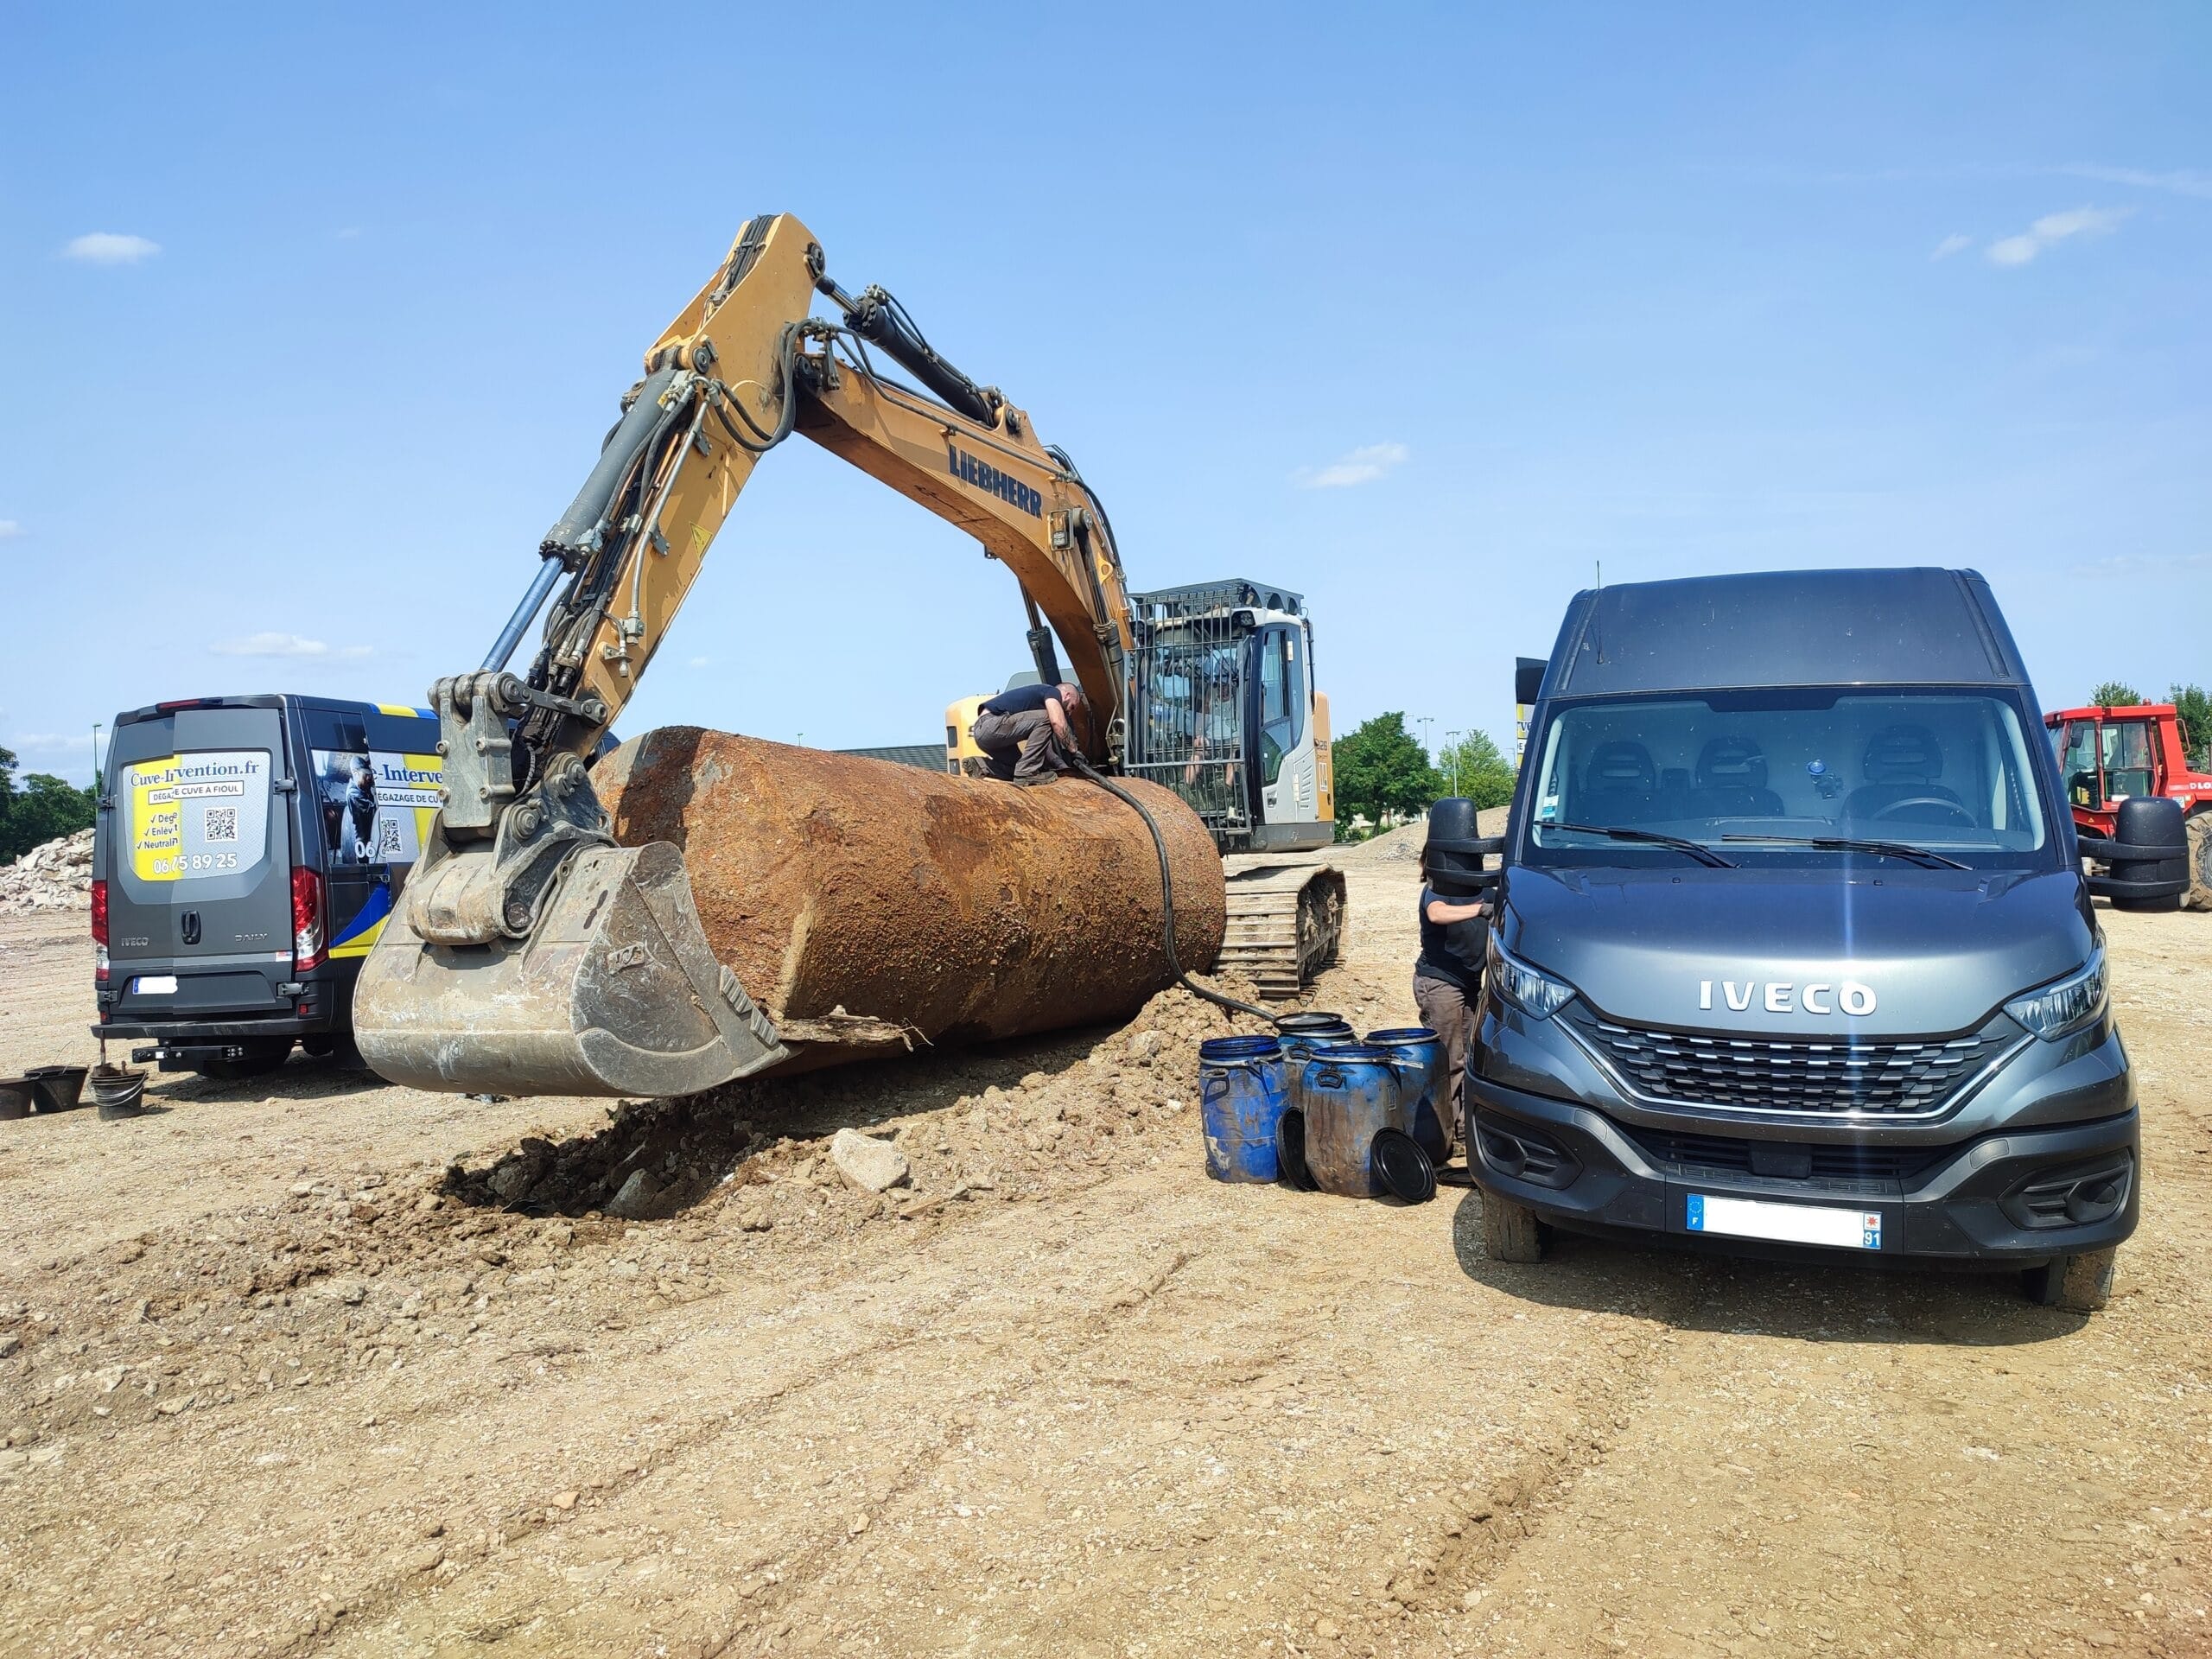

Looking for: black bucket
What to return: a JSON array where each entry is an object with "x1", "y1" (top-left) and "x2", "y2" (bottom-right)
[
  {"x1": 2087, "y1": 797, "x2": 2188, "y2": 912},
  {"x1": 90, "y1": 1065, "x2": 149, "y2": 1119},
  {"x1": 1423, "y1": 798, "x2": 1495, "y2": 896},
  {"x1": 25, "y1": 1065, "x2": 89, "y2": 1114},
  {"x1": 0, "y1": 1079, "x2": 33, "y2": 1122}
]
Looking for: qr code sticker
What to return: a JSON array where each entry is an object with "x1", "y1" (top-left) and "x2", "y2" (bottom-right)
[
  {"x1": 375, "y1": 817, "x2": 404, "y2": 860},
  {"x1": 204, "y1": 807, "x2": 238, "y2": 843}
]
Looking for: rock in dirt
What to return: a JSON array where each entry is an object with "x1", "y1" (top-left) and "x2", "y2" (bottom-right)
[
  {"x1": 830, "y1": 1128, "x2": 910, "y2": 1193},
  {"x1": 605, "y1": 1170, "x2": 664, "y2": 1220}
]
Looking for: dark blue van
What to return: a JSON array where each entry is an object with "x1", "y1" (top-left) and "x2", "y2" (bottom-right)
[
  {"x1": 92, "y1": 695, "x2": 442, "y2": 1078},
  {"x1": 1471, "y1": 569, "x2": 2134, "y2": 1313}
]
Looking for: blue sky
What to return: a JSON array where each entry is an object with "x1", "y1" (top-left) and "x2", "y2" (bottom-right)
[{"x1": 3, "y1": 3, "x2": 2207, "y2": 785}]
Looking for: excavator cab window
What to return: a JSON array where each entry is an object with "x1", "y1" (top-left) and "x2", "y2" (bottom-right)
[
  {"x1": 2058, "y1": 718, "x2": 2101, "y2": 810},
  {"x1": 1256, "y1": 625, "x2": 1306, "y2": 787}
]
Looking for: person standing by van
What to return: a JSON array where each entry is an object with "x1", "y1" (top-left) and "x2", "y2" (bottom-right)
[{"x1": 1414, "y1": 815, "x2": 1491, "y2": 1155}]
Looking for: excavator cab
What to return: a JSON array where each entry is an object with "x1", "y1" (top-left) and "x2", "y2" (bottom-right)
[{"x1": 1124, "y1": 581, "x2": 1334, "y2": 855}]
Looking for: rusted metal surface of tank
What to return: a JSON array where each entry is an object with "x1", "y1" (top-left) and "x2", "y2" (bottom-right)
[{"x1": 593, "y1": 729, "x2": 1225, "y2": 1067}]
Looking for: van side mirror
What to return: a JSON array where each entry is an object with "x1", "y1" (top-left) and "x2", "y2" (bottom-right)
[{"x1": 1514, "y1": 657, "x2": 1547, "y2": 705}]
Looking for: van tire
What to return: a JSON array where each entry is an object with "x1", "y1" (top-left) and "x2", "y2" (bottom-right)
[
  {"x1": 195, "y1": 1039, "x2": 293, "y2": 1081},
  {"x1": 1480, "y1": 1193, "x2": 1546, "y2": 1263},
  {"x1": 2187, "y1": 810, "x2": 2212, "y2": 912},
  {"x1": 2024, "y1": 1245, "x2": 2117, "y2": 1313}
]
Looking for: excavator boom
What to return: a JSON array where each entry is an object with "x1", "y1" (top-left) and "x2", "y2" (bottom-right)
[{"x1": 353, "y1": 214, "x2": 1150, "y2": 1097}]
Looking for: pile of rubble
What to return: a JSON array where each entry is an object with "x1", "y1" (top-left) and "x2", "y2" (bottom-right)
[{"x1": 0, "y1": 829, "x2": 94, "y2": 914}]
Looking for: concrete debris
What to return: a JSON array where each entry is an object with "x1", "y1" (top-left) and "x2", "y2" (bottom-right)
[
  {"x1": 0, "y1": 828, "x2": 92, "y2": 914},
  {"x1": 830, "y1": 1128, "x2": 910, "y2": 1193}
]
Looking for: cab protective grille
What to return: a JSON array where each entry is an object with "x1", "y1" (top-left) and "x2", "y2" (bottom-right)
[{"x1": 1562, "y1": 1005, "x2": 2021, "y2": 1119}]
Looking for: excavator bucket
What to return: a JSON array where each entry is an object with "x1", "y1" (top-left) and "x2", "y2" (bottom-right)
[{"x1": 352, "y1": 839, "x2": 786, "y2": 1098}]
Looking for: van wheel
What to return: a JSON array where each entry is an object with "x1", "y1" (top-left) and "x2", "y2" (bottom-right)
[
  {"x1": 196, "y1": 1039, "x2": 292, "y2": 1081},
  {"x1": 2187, "y1": 811, "x2": 2212, "y2": 912},
  {"x1": 2023, "y1": 1246, "x2": 2117, "y2": 1313},
  {"x1": 1480, "y1": 1192, "x2": 1546, "y2": 1263}
]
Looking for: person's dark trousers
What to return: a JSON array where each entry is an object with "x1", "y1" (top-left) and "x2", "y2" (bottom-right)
[
  {"x1": 1412, "y1": 971, "x2": 1476, "y2": 1155},
  {"x1": 970, "y1": 709, "x2": 1065, "y2": 779}
]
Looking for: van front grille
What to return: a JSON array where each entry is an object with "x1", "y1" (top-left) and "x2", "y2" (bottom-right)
[{"x1": 1562, "y1": 1005, "x2": 2021, "y2": 1120}]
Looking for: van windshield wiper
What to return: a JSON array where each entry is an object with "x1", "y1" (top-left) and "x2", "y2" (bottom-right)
[
  {"x1": 1543, "y1": 823, "x2": 1738, "y2": 868},
  {"x1": 1719, "y1": 833, "x2": 1971, "y2": 871}
]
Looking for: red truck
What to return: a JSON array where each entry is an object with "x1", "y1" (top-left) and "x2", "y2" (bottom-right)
[{"x1": 2044, "y1": 703, "x2": 2212, "y2": 908}]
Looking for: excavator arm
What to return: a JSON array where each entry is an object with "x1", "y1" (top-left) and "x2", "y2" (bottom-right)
[{"x1": 353, "y1": 213, "x2": 1142, "y2": 1098}]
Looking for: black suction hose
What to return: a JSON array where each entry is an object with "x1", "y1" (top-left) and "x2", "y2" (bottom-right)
[{"x1": 1065, "y1": 754, "x2": 1283, "y2": 1027}]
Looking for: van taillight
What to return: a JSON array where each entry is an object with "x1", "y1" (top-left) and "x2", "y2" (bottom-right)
[
  {"x1": 92, "y1": 879, "x2": 109, "y2": 982},
  {"x1": 292, "y1": 868, "x2": 326, "y2": 972}
]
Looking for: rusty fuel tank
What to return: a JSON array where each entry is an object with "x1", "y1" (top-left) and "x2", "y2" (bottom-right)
[{"x1": 593, "y1": 728, "x2": 1226, "y2": 1068}]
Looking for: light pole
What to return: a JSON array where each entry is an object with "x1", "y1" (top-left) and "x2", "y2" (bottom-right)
[
  {"x1": 1444, "y1": 729, "x2": 1464, "y2": 796},
  {"x1": 91, "y1": 721, "x2": 103, "y2": 790},
  {"x1": 1415, "y1": 714, "x2": 1433, "y2": 759}
]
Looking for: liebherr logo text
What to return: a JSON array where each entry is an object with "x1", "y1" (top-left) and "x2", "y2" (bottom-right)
[
  {"x1": 946, "y1": 444, "x2": 1043, "y2": 518},
  {"x1": 1700, "y1": 979, "x2": 1877, "y2": 1016}
]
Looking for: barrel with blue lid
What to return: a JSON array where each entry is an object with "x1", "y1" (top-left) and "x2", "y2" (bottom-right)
[
  {"x1": 1276, "y1": 1012, "x2": 1354, "y2": 1066},
  {"x1": 1292, "y1": 1041, "x2": 1408, "y2": 1197},
  {"x1": 1198, "y1": 1033, "x2": 1288, "y2": 1182},
  {"x1": 1366, "y1": 1027, "x2": 1446, "y2": 1158}
]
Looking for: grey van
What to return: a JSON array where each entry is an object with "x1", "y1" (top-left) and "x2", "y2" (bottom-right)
[
  {"x1": 92, "y1": 695, "x2": 442, "y2": 1078},
  {"x1": 1470, "y1": 569, "x2": 2134, "y2": 1312}
]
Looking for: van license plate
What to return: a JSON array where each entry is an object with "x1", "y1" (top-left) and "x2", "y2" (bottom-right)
[
  {"x1": 132, "y1": 976, "x2": 178, "y2": 995},
  {"x1": 1687, "y1": 1193, "x2": 1882, "y2": 1250}
]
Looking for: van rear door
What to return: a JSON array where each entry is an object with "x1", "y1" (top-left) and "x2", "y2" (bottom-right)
[{"x1": 105, "y1": 704, "x2": 296, "y2": 1020}]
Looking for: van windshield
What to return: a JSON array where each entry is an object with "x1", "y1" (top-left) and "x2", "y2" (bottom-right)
[{"x1": 1524, "y1": 690, "x2": 2051, "y2": 869}]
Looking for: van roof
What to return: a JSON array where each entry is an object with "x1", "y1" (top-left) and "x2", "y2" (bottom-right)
[
  {"x1": 1541, "y1": 567, "x2": 2031, "y2": 698},
  {"x1": 115, "y1": 694, "x2": 435, "y2": 727}
]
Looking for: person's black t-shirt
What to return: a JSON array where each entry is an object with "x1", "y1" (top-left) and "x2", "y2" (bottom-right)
[
  {"x1": 1414, "y1": 884, "x2": 1488, "y2": 990},
  {"x1": 981, "y1": 683, "x2": 1061, "y2": 717}
]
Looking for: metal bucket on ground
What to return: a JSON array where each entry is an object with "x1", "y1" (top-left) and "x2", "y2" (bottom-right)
[
  {"x1": 25, "y1": 1065, "x2": 89, "y2": 1114},
  {"x1": 90, "y1": 1065, "x2": 148, "y2": 1118},
  {"x1": 1198, "y1": 1034, "x2": 1287, "y2": 1182},
  {"x1": 1291, "y1": 1042, "x2": 1406, "y2": 1198},
  {"x1": 1365, "y1": 1028, "x2": 1445, "y2": 1158},
  {"x1": 0, "y1": 1080, "x2": 32, "y2": 1121}
]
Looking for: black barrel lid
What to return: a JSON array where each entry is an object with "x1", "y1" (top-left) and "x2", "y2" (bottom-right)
[
  {"x1": 1276, "y1": 1109, "x2": 1318, "y2": 1192},
  {"x1": 1371, "y1": 1128, "x2": 1437, "y2": 1204}
]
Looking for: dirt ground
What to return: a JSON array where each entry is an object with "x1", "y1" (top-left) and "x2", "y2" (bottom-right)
[{"x1": 1, "y1": 826, "x2": 2208, "y2": 1659}]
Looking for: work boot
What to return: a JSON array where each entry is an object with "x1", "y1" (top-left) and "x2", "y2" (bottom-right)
[{"x1": 1014, "y1": 772, "x2": 1058, "y2": 787}]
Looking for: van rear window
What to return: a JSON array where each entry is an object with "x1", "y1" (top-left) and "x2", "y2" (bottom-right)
[{"x1": 120, "y1": 750, "x2": 273, "y2": 883}]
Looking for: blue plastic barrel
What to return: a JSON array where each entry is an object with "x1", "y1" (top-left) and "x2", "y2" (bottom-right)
[
  {"x1": 1198, "y1": 1034, "x2": 1288, "y2": 1182},
  {"x1": 1367, "y1": 1028, "x2": 1446, "y2": 1158},
  {"x1": 1293, "y1": 1042, "x2": 1406, "y2": 1197},
  {"x1": 1277, "y1": 1013, "x2": 1354, "y2": 1067}
]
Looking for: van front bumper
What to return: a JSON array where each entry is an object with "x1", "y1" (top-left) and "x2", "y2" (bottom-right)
[{"x1": 1465, "y1": 1075, "x2": 2139, "y2": 1265}]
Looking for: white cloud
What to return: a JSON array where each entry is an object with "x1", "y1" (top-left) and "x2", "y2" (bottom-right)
[
  {"x1": 212, "y1": 632, "x2": 333, "y2": 658},
  {"x1": 1931, "y1": 233, "x2": 1972, "y2": 260},
  {"x1": 0, "y1": 520, "x2": 22, "y2": 539},
  {"x1": 2067, "y1": 551, "x2": 2211, "y2": 578},
  {"x1": 2060, "y1": 164, "x2": 2212, "y2": 200},
  {"x1": 1296, "y1": 442, "x2": 1409, "y2": 490},
  {"x1": 1986, "y1": 206, "x2": 2133, "y2": 267},
  {"x1": 688, "y1": 656, "x2": 712, "y2": 668},
  {"x1": 61, "y1": 232, "x2": 161, "y2": 265}
]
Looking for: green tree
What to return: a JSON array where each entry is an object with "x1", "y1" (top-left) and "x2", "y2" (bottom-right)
[
  {"x1": 2088, "y1": 681, "x2": 2143, "y2": 707},
  {"x1": 0, "y1": 746, "x2": 97, "y2": 863},
  {"x1": 1436, "y1": 728, "x2": 1516, "y2": 810},
  {"x1": 2170, "y1": 683, "x2": 2212, "y2": 773},
  {"x1": 1332, "y1": 712, "x2": 1441, "y2": 833}
]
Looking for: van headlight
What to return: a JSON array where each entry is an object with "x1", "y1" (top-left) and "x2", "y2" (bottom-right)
[
  {"x1": 2004, "y1": 946, "x2": 2107, "y2": 1041},
  {"x1": 1491, "y1": 941, "x2": 1575, "y2": 1020}
]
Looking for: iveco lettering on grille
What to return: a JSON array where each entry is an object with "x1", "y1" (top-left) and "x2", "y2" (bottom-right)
[{"x1": 1698, "y1": 979, "x2": 1876, "y2": 1016}]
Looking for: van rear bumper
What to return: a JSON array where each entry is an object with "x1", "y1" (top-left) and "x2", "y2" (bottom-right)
[
  {"x1": 93, "y1": 1013, "x2": 330, "y2": 1043},
  {"x1": 1465, "y1": 1075, "x2": 2139, "y2": 1265}
]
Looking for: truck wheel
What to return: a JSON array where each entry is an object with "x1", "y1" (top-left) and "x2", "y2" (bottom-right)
[
  {"x1": 1480, "y1": 1192, "x2": 1546, "y2": 1263},
  {"x1": 2188, "y1": 811, "x2": 2212, "y2": 912},
  {"x1": 2023, "y1": 1245, "x2": 2117, "y2": 1313}
]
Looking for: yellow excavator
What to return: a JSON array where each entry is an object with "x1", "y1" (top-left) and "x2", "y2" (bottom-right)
[{"x1": 354, "y1": 213, "x2": 1344, "y2": 1100}]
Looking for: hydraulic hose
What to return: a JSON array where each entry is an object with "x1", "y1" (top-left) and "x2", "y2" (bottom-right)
[{"x1": 1065, "y1": 754, "x2": 1283, "y2": 1027}]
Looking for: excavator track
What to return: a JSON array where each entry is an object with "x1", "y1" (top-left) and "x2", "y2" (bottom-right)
[{"x1": 1217, "y1": 858, "x2": 1347, "y2": 1002}]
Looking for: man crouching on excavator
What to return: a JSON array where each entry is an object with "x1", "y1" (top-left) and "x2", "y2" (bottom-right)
[{"x1": 970, "y1": 681, "x2": 1084, "y2": 785}]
